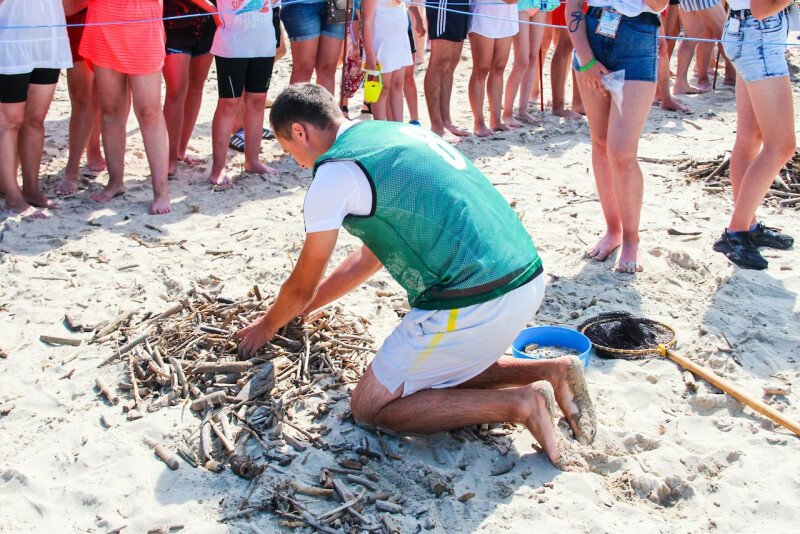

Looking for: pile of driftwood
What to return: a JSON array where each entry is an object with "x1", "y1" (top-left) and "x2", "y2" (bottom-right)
[{"x1": 680, "y1": 150, "x2": 800, "y2": 208}]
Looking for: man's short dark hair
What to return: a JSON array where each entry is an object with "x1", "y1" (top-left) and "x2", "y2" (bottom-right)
[{"x1": 269, "y1": 83, "x2": 341, "y2": 140}]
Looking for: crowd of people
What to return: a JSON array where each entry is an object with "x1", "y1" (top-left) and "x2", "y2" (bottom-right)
[{"x1": 0, "y1": 0, "x2": 796, "y2": 272}]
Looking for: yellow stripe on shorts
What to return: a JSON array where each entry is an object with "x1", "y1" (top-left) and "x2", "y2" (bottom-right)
[{"x1": 411, "y1": 308, "x2": 459, "y2": 370}]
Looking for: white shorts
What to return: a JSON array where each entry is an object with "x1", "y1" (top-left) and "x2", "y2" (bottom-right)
[{"x1": 371, "y1": 274, "x2": 546, "y2": 397}]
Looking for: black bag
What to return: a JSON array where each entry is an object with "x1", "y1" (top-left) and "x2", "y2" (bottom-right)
[{"x1": 326, "y1": 0, "x2": 348, "y2": 24}]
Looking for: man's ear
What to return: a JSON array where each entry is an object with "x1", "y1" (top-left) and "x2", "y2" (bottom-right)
[{"x1": 291, "y1": 122, "x2": 307, "y2": 141}]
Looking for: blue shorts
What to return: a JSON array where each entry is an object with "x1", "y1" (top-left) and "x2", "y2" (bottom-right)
[
  {"x1": 572, "y1": 8, "x2": 659, "y2": 83},
  {"x1": 722, "y1": 10, "x2": 789, "y2": 83},
  {"x1": 280, "y1": 2, "x2": 345, "y2": 42}
]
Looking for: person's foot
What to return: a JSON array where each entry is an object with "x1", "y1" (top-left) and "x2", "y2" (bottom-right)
[
  {"x1": 616, "y1": 242, "x2": 642, "y2": 273},
  {"x1": 587, "y1": 231, "x2": 622, "y2": 262},
  {"x1": 5, "y1": 198, "x2": 49, "y2": 219},
  {"x1": 673, "y1": 81, "x2": 704, "y2": 95},
  {"x1": 444, "y1": 123, "x2": 470, "y2": 137},
  {"x1": 210, "y1": 168, "x2": 232, "y2": 186},
  {"x1": 90, "y1": 182, "x2": 126, "y2": 203},
  {"x1": 519, "y1": 382, "x2": 588, "y2": 472},
  {"x1": 244, "y1": 160, "x2": 279, "y2": 176},
  {"x1": 748, "y1": 222, "x2": 794, "y2": 250},
  {"x1": 168, "y1": 159, "x2": 178, "y2": 178},
  {"x1": 553, "y1": 108, "x2": 583, "y2": 120},
  {"x1": 518, "y1": 111, "x2": 540, "y2": 124},
  {"x1": 179, "y1": 153, "x2": 203, "y2": 166},
  {"x1": 55, "y1": 173, "x2": 79, "y2": 196},
  {"x1": 723, "y1": 77, "x2": 736, "y2": 87},
  {"x1": 86, "y1": 150, "x2": 106, "y2": 172},
  {"x1": 491, "y1": 121, "x2": 511, "y2": 132},
  {"x1": 660, "y1": 98, "x2": 693, "y2": 114},
  {"x1": 501, "y1": 115, "x2": 523, "y2": 128},
  {"x1": 24, "y1": 190, "x2": 61, "y2": 210},
  {"x1": 548, "y1": 356, "x2": 597, "y2": 445},
  {"x1": 713, "y1": 230, "x2": 768, "y2": 270},
  {"x1": 149, "y1": 193, "x2": 171, "y2": 215},
  {"x1": 473, "y1": 124, "x2": 492, "y2": 138},
  {"x1": 694, "y1": 79, "x2": 713, "y2": 93},
  {"x1": 571, "y1": 104, "x2": 586, "y2": 116}
]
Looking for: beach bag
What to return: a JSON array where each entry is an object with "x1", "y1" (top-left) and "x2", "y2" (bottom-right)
[{"x1": 327, "y1": 0, "x2": 347, "y2": 24}]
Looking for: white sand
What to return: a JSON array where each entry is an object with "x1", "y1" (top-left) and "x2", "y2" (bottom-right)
[{"x1": 1, "y1": 43, "x2": 799, "y2": 533}]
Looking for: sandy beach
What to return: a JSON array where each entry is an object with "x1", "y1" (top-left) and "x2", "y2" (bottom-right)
[{"x1": 1, "y1": 40, "x2": 799, "y2": 533}]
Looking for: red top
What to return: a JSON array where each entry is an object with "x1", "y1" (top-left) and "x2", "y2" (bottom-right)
[{"x1": 79, "y1": 0, "x2": 166, "y2": 75}]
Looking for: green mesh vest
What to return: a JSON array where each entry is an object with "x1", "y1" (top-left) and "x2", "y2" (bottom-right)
[{"x1": 313, "y1": 121, "x2": 542, "y2": 310}]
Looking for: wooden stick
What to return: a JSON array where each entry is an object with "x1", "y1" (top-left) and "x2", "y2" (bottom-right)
[
  {"x1": 290, "y1": 480, "x2": 335, "y2": 498},
  {"x1": 40, "y1": 335, "x2": 82, "y2": 346},
  {"x1": 193, "y1": 361, "x2": 254, "y2": 374},
  {"x1": 660, "y1": 346, "x2": 800, "y2": 436},
  {"x1": 143, "y1": 436, "x2": 180, "y2": 470},
  {"x1": 95, "y1": 377, "x2": 119, "y2": 405},
  {"x1": 169, "y1": 357, "x2": 188, "y2": 397},
  {"x1": 209, "y1": 419, "x2": 236, "y2": 454}
]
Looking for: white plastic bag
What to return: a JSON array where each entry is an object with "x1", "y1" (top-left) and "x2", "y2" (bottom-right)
[{"x1": 602, "y1": 70, "x2": 625, "y2": 114}]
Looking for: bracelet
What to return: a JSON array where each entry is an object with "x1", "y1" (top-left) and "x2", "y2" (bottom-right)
[{"x1": 578, "y1": 57, "x2": 597, "y2": 73}]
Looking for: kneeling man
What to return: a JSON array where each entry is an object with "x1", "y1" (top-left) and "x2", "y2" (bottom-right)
[{"x1": 236, "y1": 83, "x2": 596, "y2": 468}]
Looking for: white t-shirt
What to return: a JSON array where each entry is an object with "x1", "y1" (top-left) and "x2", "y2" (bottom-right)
[
  {"x1": 588, "y1": 0, "x2": 661, "y2": 16},
  {"x1": 0, "y1": 0, "x2": 72, "y2": 75},
  {"x1": 727, "y1": 0, "x2": 750, "y2": 10},
  {"x1": 211, "y1": 0, "x2": 277, "y2": 58},
  {"x1": 303, "y1": 121, "x2": 374, "y2": 234}
]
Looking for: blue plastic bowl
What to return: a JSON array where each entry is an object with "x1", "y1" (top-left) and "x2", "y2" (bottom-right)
[{"x1": 511, "y1": 326, "x2": 592, "y2": 368}]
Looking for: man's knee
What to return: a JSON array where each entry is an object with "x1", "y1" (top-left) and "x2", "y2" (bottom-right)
[{"x1": 349, "y1": 385, "x2": 378, "y2": 428}]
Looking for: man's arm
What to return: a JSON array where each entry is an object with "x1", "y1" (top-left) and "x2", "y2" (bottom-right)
[
  {"x1": 750, "y1": 0, "x2": 793, "y2": 19},
  {"x1": 236, "y1": 230, "x2": 339, "y2": 356},
  {"x1": 301, "y1": 244, "x2": 383, "y2": 315},
  {"x1": 63, "y1": 0, "x2": 89, "y2": 17}
]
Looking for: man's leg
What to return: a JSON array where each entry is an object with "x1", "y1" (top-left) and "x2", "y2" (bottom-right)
[
  {"x1": 425, "y1": 39, "x2": 464, "y2": 137},
  {"x1": 19, "y1": 81, "x2": 60, "y2": 210},
  {"x1": 487, "y1": 36, "x2": 513, "y2": 131},
  {"x1": 60, "y1": 62, "x2": 96, "y2": 194},
  {"x1": 351, "y1": 365, "x2": 575, "y2": 468},
  {"x1": 503, "y1": 12, "x2": 531, "y2": 127},
  {"x1": 674, "y1": 10, "x2": 706, "y2": 94},
  {"x1": 459, "y1": 355, "x2": 595, "y2": 445}
]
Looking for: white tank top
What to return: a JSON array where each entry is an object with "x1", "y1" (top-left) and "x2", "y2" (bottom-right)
[{"x1": 0, "y1": 0, "x2": 72, "y2": 74}]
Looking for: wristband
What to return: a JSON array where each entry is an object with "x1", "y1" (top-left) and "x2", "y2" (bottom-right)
[{"x1": 578, "y1": 57, "x2": 597, "y2": 73}]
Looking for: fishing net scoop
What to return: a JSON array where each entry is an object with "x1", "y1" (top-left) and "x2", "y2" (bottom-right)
[{"x1": 578, "y1": 311, "x2": 800, "y2": 437}]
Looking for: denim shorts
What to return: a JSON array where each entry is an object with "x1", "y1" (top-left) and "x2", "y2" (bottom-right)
[
  {"x1": 572, "y1": 9, "x2": 659, "y2": 83},
  {"x1": 280, "y1": 2, "x2": 345, "y2": 42},
  {"x1": 722, "y1": 11, "x2": 789, "y2": 83}
]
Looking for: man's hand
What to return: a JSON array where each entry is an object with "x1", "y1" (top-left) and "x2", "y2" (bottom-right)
[{"x1": 234, "y1": 313, "x2": 276, "y2": 358}]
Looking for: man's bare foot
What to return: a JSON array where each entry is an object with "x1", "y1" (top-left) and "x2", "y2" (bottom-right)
[
  {"x1": 168, "y1": 160, "x2": 178, "y2": 178},
  {"x1": 553, "y1": 108, "x2": 583, "y2": 120},
  {"x1": 86, "y1": 152, "x2": 106, "y2": 172},
  {"x1": 149, "y1": 193, "x2": 171, "y2": 215},
  {"x1": 571, "y1": 104, "x2": 586, "y2": 116},
  {"x1": 520, "y1": 382, "x2": 588, "y2": 471},
  {"x1": 6, "y1": 199, "x2": 49, "y2": 219},
  {"x1": 473, "y1": 124, "x2": 492, "y2": 138},
  {"x1": 210, "y1": 168, "x2": 232, "y2": 186},
  {"x1": 548, "y1": 356, "x2": 596, "y2": 445},
  {"x1": 491, "y1": 121, "x2": 511, "y2": 132},
  {"x1": 723, "y1": 77, "x2": 736, "y2": 87},
  {"x1": 91, "y1": 183, "x2": 126, "y2": 203},
  {"x1": 444, "y1": 123, "x2": 470, "y2": 137},
  {"x1": 179, "y1": 153, "x2": 203, "y2": 166},
  {"x1": 501, "y1": 115, "x2": 523, "y2": 128},
  {"x1": 616, "y1": 242, "x2": 642, "y2": 273},
  {"x1": 244, "y1": 160, "x2": 279, "y2": 176},
  {"x1": 55, "y1": 173, "x2": 79, "y2": 196},
  {"x1": 660, "y1": 98, "x2": 693, "y2": 114},
  {"x1": 518, "y1": 111, "x2": 540, "y2": 124},
  {"x1": 587, "y1": 232, "x2": 622, "y2": 261},
  {"x1": 24, "y1": 191, "x2": 61, "y2": 210},
  {"x1": 673, "y1": 81, "x2": 704, "y2": 95},
  {"x1": 695, "y1": 79, "x2": 713, "y2": 93}
]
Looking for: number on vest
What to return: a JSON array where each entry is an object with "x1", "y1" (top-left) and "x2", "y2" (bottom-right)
[{"x1": 398, "y1": 126, "x2": 467, "y2": 170}]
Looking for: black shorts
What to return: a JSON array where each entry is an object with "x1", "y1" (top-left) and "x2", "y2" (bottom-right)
[
  {"x1": 0, "y1": 68, "x2": 60, "y2": 104},
  {"x1": 669, "y1": 0, "x2": 679, "y2": 5},
  {"x1": 165, "y1": 23, "x2": 215, "y2": 57},
  {"x1": 426, "y1": 1, "x2": 471, "y2": 42},
  {"x1": 273, "y1": 7, "x2": 282, "y2": 49},
  {"x1": 215, "y1": 56, "x2": 275, "y2": 99}
]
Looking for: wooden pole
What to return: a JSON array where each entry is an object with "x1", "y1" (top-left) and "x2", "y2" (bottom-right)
[
  {"x1": 659, "y1": 346, "x2": 800, "y2": 437},
  {"x1": 712, "y1": 45, "x2": 721, "y2": 91},
  {"x1": 339, "y1": 0, "x2": 353, "y2": 109},
  {"x1": 539, "y1": 46, "x2": 545, "y2": 112}
]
